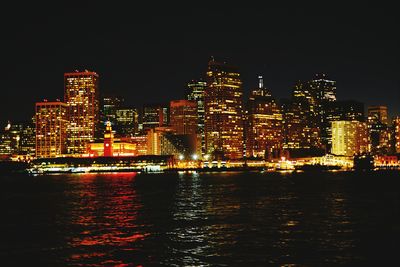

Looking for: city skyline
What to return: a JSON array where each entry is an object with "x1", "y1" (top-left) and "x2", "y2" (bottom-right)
[{"x1": 1, "y1": 3, "x2": 399, "y2": 124}]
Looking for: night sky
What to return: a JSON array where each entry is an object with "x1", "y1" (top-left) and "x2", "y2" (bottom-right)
[{"x1": 1, "y1": 2, "x2": 398, "y2": 124}]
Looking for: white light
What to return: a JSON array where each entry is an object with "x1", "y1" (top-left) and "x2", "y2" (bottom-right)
[
  {"x1": 179, "y1": 154, "x2": 184, "y2": 160},
  {"x1": 204, "y1": 154, "x2": 210, "y2": 160},
  {"x1": 192, "y1": 154, "x2": 198, "y2": 160}
]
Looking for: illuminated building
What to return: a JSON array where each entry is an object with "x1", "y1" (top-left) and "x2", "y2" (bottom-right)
[
  {"x1": 394, "y1": 117, "x2": 400, "y2": 153},
  {"x1": 368, "y1": 106, "x2": 388, "y2": 125},
  {"x1": 322, "y1": 100, "x2": 365, "y2": 152},
  {"x1": 103, "y1": 121, "x2": 114, "y2": 156},
  {"x1": 142, "y1": 104, "x2": 168, "y2": 132},
  {"x1": 170, "y1": 100, "x2": 197, "y2": 135},
  {"x1": 331, "y1": 121, "x2": 370, "y2": 157},
  {"x1": 281, "y1": 98, "x2": 321, "y2": 154},
  {"x1": 86, "y1": 123, "x2": 143, "y2": 157},
  {"x1": 0, "y1": 121, "x2": 36, "y2": 158},
  {"x1": 146, "y1": 127, "x2": 175, "y2": 155},
  {"x1": 246, "y1": 76, "x2": 283, "y2": 159},
  {"x1": 35, "y1": 100, "x2": 68, "y2": 158},
  {"x1": 0, "y1": 122, "x2": 14, "y2": 159},
  {"x1": 367, "y1": 106, "x2": 390, "y2": 155},
  {"x1": 186, "y1": 80, "x2": 206, "y2": 154},
  {"x1": 101, "y1": 95, "x2": 124, "y2": 123},
  {"x1": 146, "y1": 127, "x2": 196, "y2": 158},
  {"x1": 64, "y1": 70, "x2": 100, "y2": 154},
  {"x1": 121, "y1": 135, "x2": 148, "y2": 156},
  {"x1": 115, "y1": 107, "x2": 139, "y2": 136},
  {"x1": 204, "y1": 58, "x2": 244, "y2": 159}
]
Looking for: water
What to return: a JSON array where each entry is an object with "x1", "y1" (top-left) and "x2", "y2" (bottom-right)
[{"x1": 0, "y1": 171, "x2": 399, "y2": 266}]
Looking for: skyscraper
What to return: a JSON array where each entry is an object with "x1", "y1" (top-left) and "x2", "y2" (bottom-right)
[
  {"x1": 186, "y1": 80, "x2": 206, "y2": 155},
  {"x1": 204, "y1": 59, "x2": 244, "y2": 159},
  {"x1": 246, "y1": 76, "x2": 283, "y2": 159},
  {"x1": 170, "y1": 100, "x2": 198, "y2": 135},
  {"x1": 64, "y1": 70, "x2": 99, "y2": 154},
  {"x1": 331, "y1": 120, "x2": 370, "y2": 157},
  {"x1": 35, "y1": 100, "x2": 68, "y2": 158},
  {"x1": 367, "y1": 106, "x2": 390, "y2": 155}
]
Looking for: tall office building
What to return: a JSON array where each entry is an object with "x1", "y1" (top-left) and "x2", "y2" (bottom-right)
[
  {"x1": 64, "y1": 70, "x2": 99, "y2": 154},
  {"x1": 367, "y1": 106, "x2": 390, "y2": 155},
  {"x1": 35, "y1": 101, "x2": 68, "y2": 158},
  {"x1": 186, "y1": 80, "x2": 206, "y2": 155},
  {"x1": 331, "y1": 120, "x2": 370, "y2": 157},
  {"x1": 204, "y1": 59, "x2": 244, "y2": 159},
  {"x1": 170, "y1": 100, "x2": 198, "y2": 135},
  {"x1": 246, "y1": 76, "x2": 283, "y2": 159}
]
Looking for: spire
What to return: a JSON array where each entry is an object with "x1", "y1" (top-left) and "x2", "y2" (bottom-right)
[{"x1": 258, "y1": 75, "x2": 264, "y2": 89}]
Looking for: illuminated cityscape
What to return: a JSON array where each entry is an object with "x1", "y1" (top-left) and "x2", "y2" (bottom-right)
[{"x1": 0, "y1": 59, "x2": 398, "y2": 171}]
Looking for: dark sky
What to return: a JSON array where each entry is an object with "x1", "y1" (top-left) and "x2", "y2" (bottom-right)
[{"x1": 1, "y1": 2, "x2": 399, "y2": 124}]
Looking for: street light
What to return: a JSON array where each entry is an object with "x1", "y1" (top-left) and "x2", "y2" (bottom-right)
[
  {"x1": 192, "y1": 154, "x2": 198, "y2": 160},
  {"x1": 179, "y1": 154, "x2": 184, "y2": 160}
]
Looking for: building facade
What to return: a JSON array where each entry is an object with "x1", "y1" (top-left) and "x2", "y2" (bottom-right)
[
  {"x1": 64, "y1": 70, "x2": 99, "y2": 154},
  {"x1": 35, "y1": 101, "x2": 68, "y2": 158},
  {"x1": 186, "y1": 80, "x2": 206, "y2": 155},
  {"x1": 331, "y1": 120, "x2": 370, "y2": 157},
  {"x1": 246, "y1": 76, "x2": 283, "y2": 159},
  {"x1": 204, "y1": 59, "x2": 244, "y2": 159}
]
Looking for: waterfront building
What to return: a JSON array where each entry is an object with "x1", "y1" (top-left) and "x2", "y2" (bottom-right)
[
  {"x1": 204, "y1": 58, "x2": 244, "y2": 159},
  {"x1": 64, "y1": 70, "x2": 100, "y2": 154},
  {"x1": 331, "y1": 120, "x2": 370, "y2": 157},
  {"x1": 35, "y1": 100, "x2": 68, "y2": 158},
  {"x1": 246, "y1": 76, "x2": 283, "y2": 159}
]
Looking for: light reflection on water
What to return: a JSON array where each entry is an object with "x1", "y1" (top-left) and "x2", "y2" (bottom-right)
[{"x1": 0, "y1": 171, "x2": 399, "y2": 266}]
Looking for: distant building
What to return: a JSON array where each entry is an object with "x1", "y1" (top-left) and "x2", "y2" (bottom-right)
[
  {"x1": 170, "y1": 100, "x2": 198, "y2": 135},
  {"x1": 35, "y1": 101, "x2": 68, "y2": 158},
  {"x1": 367, "y1": 106, "x2": 390, "y2": 155},
  {"x1": 368, "y1": 106, "x2": 388, "y2": 125},
  {"x1": 86, "y1": 122, "x2": 142, "y2": 157},
  {"x1": 186, "y1": 80, "x2": 206, "y2": 155},
  {"x1": 146, "y1": 127, "x2": 196, "y2": 158},
  {"x1": 142, "y1": 104, "x2": 168, "y2": 132},
  {"x1": 64, "y1": 70, "x2": 100, "y2": 154},
  {"x1": 331, "y1": 120, "x2": 370, "y2": 157},
  {"x1": 246, "y1": 76, "x2": 283, "y2": 159},
  {"x1": 101, "y1": 95, "x2": 124, "y2": 123},
  {"x1": 394, "y1": 117, "x2": 400, "y2": 153},
  {"x1": 114, "y1": 107, "x2": 139, "y2": 136},
  {"x1": 323, "y1": 100, "x2": 365, "y2": 152},
  {"x1": 205, "y1": 58, "x2": 244, "y2": 159}
]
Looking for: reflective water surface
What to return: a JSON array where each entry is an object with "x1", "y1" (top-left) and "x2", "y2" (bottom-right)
[{"x1": 0, "y1": 171, "x2": 399, "y2": 266}]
